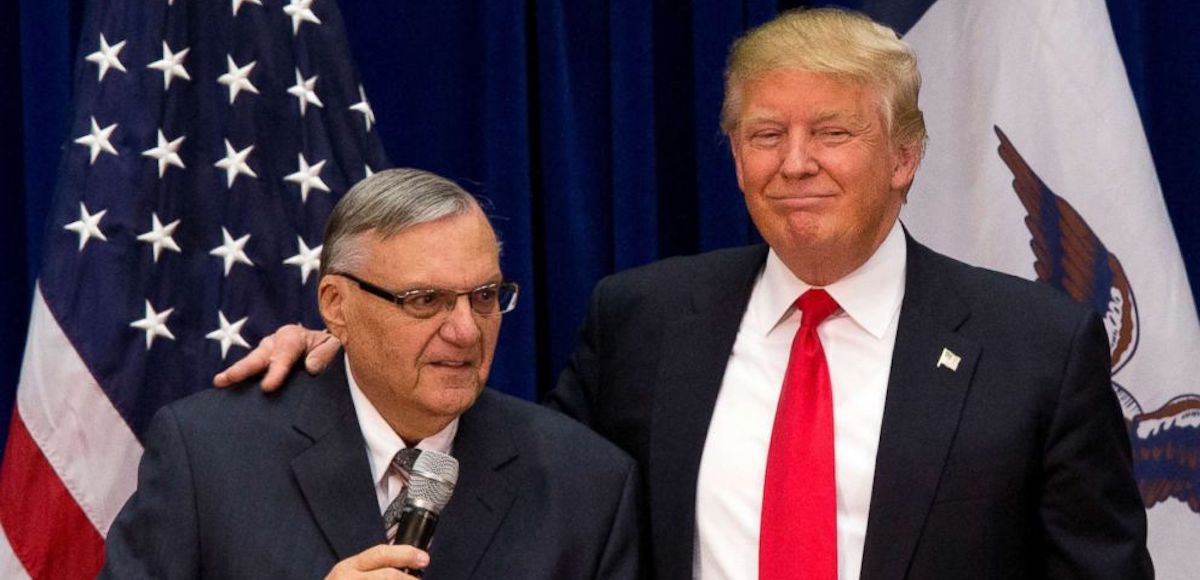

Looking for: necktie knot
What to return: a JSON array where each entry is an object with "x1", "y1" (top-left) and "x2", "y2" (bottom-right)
[
  {"x1": 391, "y1": 448, "x2": 421, "y2": 474},
  {"x1": 796, "y1": 289, "x2": 839, "y2": 330}
]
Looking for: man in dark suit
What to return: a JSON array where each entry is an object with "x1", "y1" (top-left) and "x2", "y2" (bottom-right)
[
  {"x1": 543, "y1": 9, "x2": 1151, "y2": 579},
  {"x1": 216, "y1": 8, "x2": 1151, "y2": 579},
  {"x1": 103, "y1": 169, "x2": 641, "y2": 579}
]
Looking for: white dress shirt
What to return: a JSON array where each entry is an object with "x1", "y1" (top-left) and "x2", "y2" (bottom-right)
[
  {"x1": 345, "y1": 359, "x2": 458, "y2": 514},
  {"x1": 694, "y1": 222, "x2": 907, "y2": 580}
]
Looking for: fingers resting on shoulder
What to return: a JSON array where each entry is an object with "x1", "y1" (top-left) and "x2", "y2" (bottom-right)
[{"x1": 212, "y1": 323, "x2": 342, "y2": 392}]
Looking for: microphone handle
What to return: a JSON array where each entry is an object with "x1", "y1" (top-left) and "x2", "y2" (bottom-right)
[{"x1": 393, "y1": 504, "x2": 440, "y2": 577}]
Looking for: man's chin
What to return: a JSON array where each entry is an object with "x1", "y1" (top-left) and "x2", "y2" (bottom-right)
[
  {"x1": 421, "y1": 376, "x2": 484, "y2": 410},
  {"x1": 424, "y1": 399, "x2": 481, "y2": 425},
  {"x1": 773, "y1": 221, "x2": 835, "y2": 257}
]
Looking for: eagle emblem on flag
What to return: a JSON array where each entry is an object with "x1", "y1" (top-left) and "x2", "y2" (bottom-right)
[{"x1": 996, "y1": 126, "x2": 1200, "y2": 514}]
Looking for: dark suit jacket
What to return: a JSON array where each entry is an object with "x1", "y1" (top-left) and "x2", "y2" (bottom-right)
[
  {"x1": 548, "y1": 234, "x2": 1152, "y2": 579},
  {"x1": 102, "y1": 359, "x2": 641, "y2": 579}
]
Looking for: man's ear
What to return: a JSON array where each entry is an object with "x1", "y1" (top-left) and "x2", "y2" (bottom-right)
[
  {"x1": 890, "y1": 140, "x2": 922, "y2": 199},
  {"x1": 729, "y1": 134, "x2": 748, "y2": 193},
  {"x1": 318, "y1": 276, "x2": 348, "y2": 342}
]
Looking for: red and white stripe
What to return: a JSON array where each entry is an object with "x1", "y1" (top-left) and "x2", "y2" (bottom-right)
[{"x1": 0, "y1": 284, "x2": 143, "y2": 579}]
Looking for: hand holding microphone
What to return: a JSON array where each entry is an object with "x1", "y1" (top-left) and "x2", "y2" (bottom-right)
[
  {"x1": 326, "y1": 449, "x2": 459, "y2": 579},
  {"x1": 389, "y1": 449, "x2": 459, "y2": 576},
  {"x1": 325, "y1": 544, "x2": 430, "y2": 580}
]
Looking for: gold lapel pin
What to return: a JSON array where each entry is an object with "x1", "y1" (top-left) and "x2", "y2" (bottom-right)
[{"x1": 937, "y1": 348, "x2": 962, "y2": 372}]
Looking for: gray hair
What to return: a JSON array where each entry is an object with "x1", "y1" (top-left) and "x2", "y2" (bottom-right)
[{"x1": 319, "y1": 168, "x2": 479, "y2": 278}]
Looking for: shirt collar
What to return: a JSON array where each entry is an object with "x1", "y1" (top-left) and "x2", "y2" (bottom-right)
[
  {"x1": 345, "y1": 358, "x2": 459, "y2": 488},
  {"x1": 755, "y1": 220, "x2": 907, "y2": 339}
]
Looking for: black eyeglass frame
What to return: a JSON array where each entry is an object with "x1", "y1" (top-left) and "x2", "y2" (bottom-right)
[{"x1": 332, "y1": 272, "x2": 519, "y2": 319}]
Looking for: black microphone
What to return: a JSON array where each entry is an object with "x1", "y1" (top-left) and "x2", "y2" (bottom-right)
[{"x1": 393, "y1": 449, "x2": 459, "y2": 577}]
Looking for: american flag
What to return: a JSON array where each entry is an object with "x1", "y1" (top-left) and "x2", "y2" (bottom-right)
[{"x1": 0, "y1": 0, "x2": 387, "y2": 576}]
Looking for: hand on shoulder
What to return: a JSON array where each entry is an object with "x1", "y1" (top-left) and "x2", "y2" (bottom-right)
[{"x1": 212, "y1": 323, "x2": 342, "y2": 391}]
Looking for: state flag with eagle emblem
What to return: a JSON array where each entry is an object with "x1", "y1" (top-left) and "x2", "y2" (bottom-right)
[
  {"x1": 894, "y1": 0, "x2": 1200, "y2": 574},
  {"x1": 0, "y1": 0, "x2": 388, "y2": 577}
]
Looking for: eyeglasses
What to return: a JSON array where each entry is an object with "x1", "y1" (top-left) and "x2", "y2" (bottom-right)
[{"x1": 333, "y1": 272, "x2": 519, "y2": 319}]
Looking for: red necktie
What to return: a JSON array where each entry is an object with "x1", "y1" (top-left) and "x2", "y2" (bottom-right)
[{"x1": 760, "y1": 289, "x2": 840, "y2": 580}]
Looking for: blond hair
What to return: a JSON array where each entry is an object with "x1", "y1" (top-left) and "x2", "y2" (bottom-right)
[{"x1": 720, "y1": 8, "x2": 926, "y2": 154}]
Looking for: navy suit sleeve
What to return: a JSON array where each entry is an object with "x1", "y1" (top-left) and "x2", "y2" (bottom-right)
[
  {"x1": 595, "y1": 459, "x2": 644, "y2": 580},
  {"x1": 100, "y1": 405, "x2": 200, "y2": 580},
  {"x1": 1040, "y1": 311, "x2": 1153, "y2": 578}
]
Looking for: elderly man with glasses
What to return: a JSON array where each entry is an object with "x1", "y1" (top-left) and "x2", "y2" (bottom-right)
[{"x1": 101, "y1": 168, "x2": 641, "y2": 579}]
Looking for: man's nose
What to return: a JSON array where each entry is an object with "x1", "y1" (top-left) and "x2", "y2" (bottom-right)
[
  {"x1": 438, "y1": 295, "x2": 482, "y2": 345},
  {"x1": 780, "y1": 135, "x2": 818, "y2": 177}
]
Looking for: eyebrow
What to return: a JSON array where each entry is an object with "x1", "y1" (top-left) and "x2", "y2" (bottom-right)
[
  {"x1": 394, "y1": 276, "x2": 506, "y2": 292},
  {"x1": 738, "y1": 109, "x2": 870, "y2": 128},
  {"x1": 738, "y1": 112, "x2": 786, "y2": 127},
  {"x1": 810, "y1": 109, "x2": 866, "y2": 124}
]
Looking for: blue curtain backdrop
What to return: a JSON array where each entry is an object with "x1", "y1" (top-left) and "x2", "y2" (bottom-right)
[{"x1": 3, "y1": 0, "x2": 1197, "y2": 457}]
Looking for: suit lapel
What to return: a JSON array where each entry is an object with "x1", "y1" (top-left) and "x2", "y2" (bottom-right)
[
  {"x1": 649, "y1": 246, "x2": 768, "y2": 578},
  {"x1": 290, "y1": 358, "x2": 386, "y2": 561},
  {"x1": 423, "y1": 390, "x2": 518, "y2": 579},
  {"x1": 859, "y1": 237, "x2": 981, "y2": 580}
]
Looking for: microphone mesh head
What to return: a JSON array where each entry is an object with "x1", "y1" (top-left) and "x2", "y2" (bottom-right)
[{"x1": 407, "y1": 450, "x2": 459, "y2": 512}]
